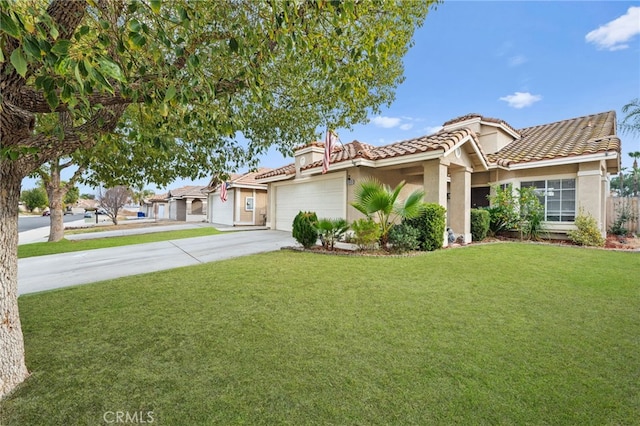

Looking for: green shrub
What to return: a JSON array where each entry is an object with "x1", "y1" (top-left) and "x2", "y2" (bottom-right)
[
  {"x1": 470, "y1": 208, "x2": 490, "y2": 242},
  {"x1": 350, "y1": 218, "x2": 381, "y2": 250},
  {"x1": 609, "y1": 200, "x2": 638, "y2": 236},
  {"x1": 517, "y1": 186, "x2": 545, "y2": 240},
  {"x1": 404, "y1": 203, "x2": 446, "y2": 251},
  {"x1": 292, "y1": 211, "x2": 318, "y2": 248},
  {"x1": 315, "y1": 218, "x2": 349, "y2": 250},
  {"x1": 487, "y1": 184, "x2": 519, "y2": 235},
  {"x1": 388, "y1": 223, "x2": 420, "y2": 253},
  {"x1": 568, "y1": 209, "x2": 605, "y2": 247}
]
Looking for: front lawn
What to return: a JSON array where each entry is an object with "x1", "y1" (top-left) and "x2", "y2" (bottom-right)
[
  {"x1": 3, "y1": 244, "x2": 639, "y2": 425},
  {"x1": 18, "y1": 227, "x2": 222, "y2": 258}
]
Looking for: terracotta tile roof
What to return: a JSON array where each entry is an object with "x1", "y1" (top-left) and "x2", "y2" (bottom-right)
[
  {"x1": 168, "y1": 186, "x2": 207, "y2": 198},
  {"x1": 256, "y1": 111, "x2": 620, "y2": 179},
  {"x1": 488, "y1": 111, "x2": 620, "y2": 166},
  {"x1": 444, "y1": 113, "x2": 520, "y2": 136},
  {"x1": 232, "y1": 167, "x2": 272, "y2": 185},
  {"x1": 300, "y1": 128, "x2": 478, "y2": 171},
  {"x1": 148, "y1": 193, "x2": 168, "y2": 202},
  {"x1": 255, "y1": 163, "x2": 296, "y2": 179}
]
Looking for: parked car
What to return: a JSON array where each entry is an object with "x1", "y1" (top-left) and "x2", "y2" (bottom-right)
[
  {"x1": 84, "y1": 211, "x2": 93, "y2": 218},
  {"x1": 42, "y1": 210, "x2": 50, "y2": 216},
  {"x1": 64, "y1": 207, "x2": 74, "y2": 215},
  {"x1": 96, "y1": 208, "x2": 107, "y2": 215}
]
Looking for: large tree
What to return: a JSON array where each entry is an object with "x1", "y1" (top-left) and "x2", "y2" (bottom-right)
[{"x1": 0, "y1": 0, "x2": 435, "y2": 398}]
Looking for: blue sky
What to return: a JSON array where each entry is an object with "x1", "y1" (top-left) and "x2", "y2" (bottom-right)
[
  {"x1": 25, "y1": 1, "x2": 640, "y2": 194},
  {"x1": 180, "y1": 0, "x2": 640, "y2": 190}
]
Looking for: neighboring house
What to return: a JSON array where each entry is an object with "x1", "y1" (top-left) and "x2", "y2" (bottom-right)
[
  {"x1": 166, "y1": 186, "x2": 208, "y2": 222},
  {"x1": 256, "y1": 111, "x2": 621, "y2": 242},
  {"x1": 141, "y1": 193, "x2": 170, "y2": 220},
  {"x1": 205, "y1": 168, "x2": 271, "y2": 226}
]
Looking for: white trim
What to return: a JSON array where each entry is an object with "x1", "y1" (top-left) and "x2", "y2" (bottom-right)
[
  {"x1": 294, "y1": 145, "x2": 324, "y2": 156},
  {"x1": 499, "y1": 152, "x2": 618, "y2": 170},
  {"x1": 577, "y1": 169, "x2": 602, "y2": 177},
  {"x1": 256, "y1": 173, "x2": 295, "y2": 183},
  {"x1": 230, "y1": 183, "x2": 268, "y2": 190},
  {"x1": 441, "y1": 134, "x2": 489, "y2": 171}
]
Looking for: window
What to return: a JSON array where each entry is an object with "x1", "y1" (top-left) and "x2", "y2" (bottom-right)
[
  {"x1": 245, "y1": 197, "x2": 254, "y2": 211},
  {"x1": 520, "y1": 179, "x2": 576, "y2": 222}
]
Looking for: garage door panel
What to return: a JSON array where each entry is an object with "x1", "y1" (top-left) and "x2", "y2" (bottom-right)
[
  {"x1": 210, "y1": 191, "x2": 234, "y2": 226},
  {"x1": 275, "y1": 177, "x2": 346, "y2": 231}
]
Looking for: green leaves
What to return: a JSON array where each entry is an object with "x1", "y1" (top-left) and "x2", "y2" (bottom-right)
[
  {"x1": 10, "y1": 48, "x2": 27, "y2": 77},
  {"x1": 150, "y1": 0, "x2": 162, "y2": 14},
  {"x1": 0, "y1": 11, "x2": 20, "y2": 39}
]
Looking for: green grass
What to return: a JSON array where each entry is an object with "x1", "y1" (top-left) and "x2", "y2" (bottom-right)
[
  {"x1": 18, "y1": 227, "x2": 222, "y2": 258},
  {"x1": 3, "y1": 244, "x2": 639, "y2": 425}
]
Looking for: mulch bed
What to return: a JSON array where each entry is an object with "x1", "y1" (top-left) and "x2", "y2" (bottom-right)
[{"x1": 284, "y1": 235, "x2": 640, "y2": 256}]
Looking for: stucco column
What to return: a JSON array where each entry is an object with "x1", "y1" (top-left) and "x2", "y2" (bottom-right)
[
  {"x1": 186, "y1": 199, "x2": 193, "y2": 215},
  {"x1": 423, "y1": 160, "x2": 448, "y2": 246},
  {"x1": 577, "y1": 165, "x2": 604, "y2": 235},
  {"x1": 449, "y1": 167, "x2": 472, "y2": 243}
]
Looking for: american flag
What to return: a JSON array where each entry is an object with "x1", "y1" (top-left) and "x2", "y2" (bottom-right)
[
  {"x1": 219, "y1": 182, "x2": 228, "y2": 202},
  {"x1": 322, "y1": 130, "x2": 337, "y2": 174}
]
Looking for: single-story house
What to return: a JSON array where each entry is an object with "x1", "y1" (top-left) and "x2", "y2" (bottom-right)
[
  {"x1": 204, "y1": 168, "x2": 271, "y2": 226},
  {"x1": 141, "y1": 193, "x2": 170, "y2": 220},
  {"x1": 166, "y1": 186, "x2": 208, "y2": 222},
  {"x1": 256, "y1": 111, "x2": 621, "y2": 242}
]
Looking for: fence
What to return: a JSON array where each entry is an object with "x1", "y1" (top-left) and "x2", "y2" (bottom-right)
[{"x1": 607, "y1": 197, "x2": 639, "y2": 235}]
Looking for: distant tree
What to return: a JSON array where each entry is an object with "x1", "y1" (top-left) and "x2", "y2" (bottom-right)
[
  {"x1": 610, "y1": 168, "x2": 634, "y2": 196},
  {"x1": 64, "y1": 185, "x2": 80, "y2": 206},
  {"x1": 20, "y1": 187, "x2": 48, "y2": 212},
  {"x1": 81, "y1": 193, "x2": 96, "y2": 200},
  {"x1": 131, "y1": 186, "x2": 155, "y2": 207},
  {"x1": 620, "y1": 99, "x2": 640, "y2": 136},
  {"x1": 98, "y1": 186, "x2": 132, "y2": 225},
  {"x1": 36, "y1": 158, "x2": 85, "y2": 241}
]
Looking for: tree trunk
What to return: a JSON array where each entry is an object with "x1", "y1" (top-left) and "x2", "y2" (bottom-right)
[
  {"x1": 0, "y1": 164, "x2": 30, "y2": 399},
  {"x1": 45, "y1": 166, "x2": 66, "y2": 242}
]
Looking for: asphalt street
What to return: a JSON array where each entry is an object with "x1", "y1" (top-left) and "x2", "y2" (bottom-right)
[
  {"x1": 18, "y1": 229, "x2": 296, "y2": 296},
  {"x1": 18, "y1": 214, "x2": 84, "y2": 232}
]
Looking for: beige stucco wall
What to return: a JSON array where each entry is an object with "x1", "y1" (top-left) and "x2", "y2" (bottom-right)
[{"x1": 235, "y1": 188, "x2": 267, "y2": 225}]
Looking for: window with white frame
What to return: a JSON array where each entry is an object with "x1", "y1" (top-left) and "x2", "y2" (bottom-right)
[
  {"x1": 520, "y1": 179, "x2": 576, "y2": 222},
  {"x1": 245, "y1": 196, "x2": 254, "y2": 211}
]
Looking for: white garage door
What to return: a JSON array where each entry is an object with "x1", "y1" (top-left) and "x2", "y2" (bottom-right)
[
  {"x1": 274, "y1": 175, "x2": 346, "y2": 231},
  {"x1": 209, "y1": 190, "x2": 235, "y2": 226}
]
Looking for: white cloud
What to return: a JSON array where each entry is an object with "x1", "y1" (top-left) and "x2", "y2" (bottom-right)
[
  {"x1": 371, "y1": 115, "x2": 418, "y2": 131},
  {"x1": 424, "y1": 125, "x2": 443, "y2": 134},
  {"x1": 371, "y1": 116, "x2": 401, "y2": 128},
  {"x1": 508, "y1": 55, "x2": 527, "y2": 67},
  {"x1": 499, "y1": 92, "x2": 542, "y2": 109},
  {"x1": 585, "y1": 6, "x2": 640, "y2": 51}
]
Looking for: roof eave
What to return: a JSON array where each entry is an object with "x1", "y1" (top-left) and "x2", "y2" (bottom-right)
[
  {"x1": 255, "y1": 173, "x2": 296, "y2": 183},
  {"x1": 497, "y1": 151, "x2": 620, "y2": 171}
]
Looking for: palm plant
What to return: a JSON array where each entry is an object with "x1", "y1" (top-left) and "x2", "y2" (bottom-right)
[
  {"x1": 315, "y1": 218, "x2": 349, "y2": 250},
  {"x1": 629, "y1": 151, "x2": 640, "y2": 196},
  {"x1": 620, "y1": 98, "x2": 640, "y2": 136},
  {"x1": 351, "y1": 179, "x2": 425, "y2": 248}
]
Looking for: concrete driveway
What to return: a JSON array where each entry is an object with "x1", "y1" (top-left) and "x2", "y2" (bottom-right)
[{"x1": 18, "y1": 230, "x2": 296, "y2": 295}]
